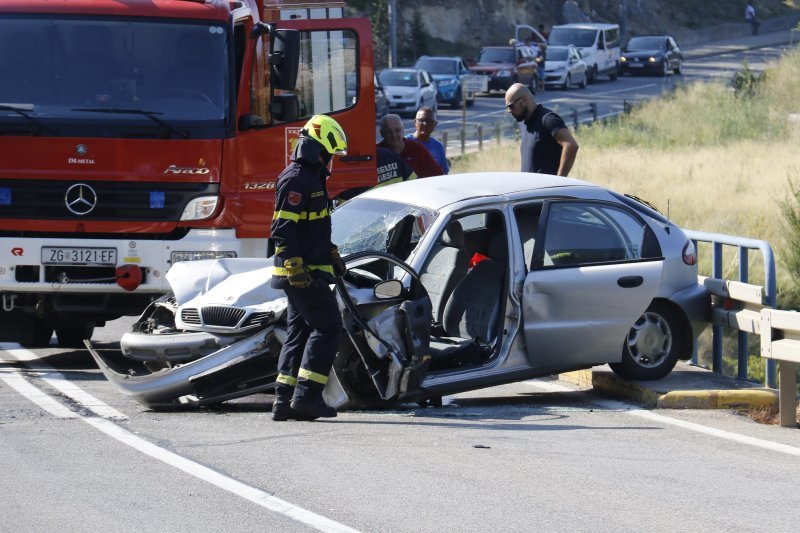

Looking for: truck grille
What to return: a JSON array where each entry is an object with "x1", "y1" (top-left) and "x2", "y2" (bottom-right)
[
  {"x1": 0, "y1": 180, "x2": 219, "y2": 221},
  {"x1": 201, "y1": 306, "x2": 246, "y2": 328}
]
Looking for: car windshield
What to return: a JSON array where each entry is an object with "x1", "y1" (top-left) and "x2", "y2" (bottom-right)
[
  {"x1": 478, "y1": 48, "x2": 515, "y2": 63},
  {"x1": 0, "y1": 16, "x2": 228, "y2": 138},
  {"x1": 332, "y1": 198, "x2": 438, "y2": 260},
  {"x1": 378, "y1": 70, "x2": 418, "y2": 87},
  {"x1": 546, "y1": 48, "x2": 569, "y2": 61},
  {"x1": 548, "y1": 28, "x2": 597, "y2": 47},
  {"x1": 415, "y1": 58, "x2": 457, "y2": 74},
  {"x1": 627, "y1": 37, "x2": 666, "y2": 51}
]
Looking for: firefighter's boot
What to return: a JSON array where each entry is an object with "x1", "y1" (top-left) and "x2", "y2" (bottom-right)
[
  {"x1": 272, "y1": 383, "x2": 316, "y2": 421},
  {"x1": 291, "y1": 385, "x2": 337, "y2": 419}
]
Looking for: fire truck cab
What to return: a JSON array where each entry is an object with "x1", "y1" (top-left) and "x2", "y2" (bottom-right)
[{"x1": 0, "y1": 0, "x2": 376, "y2": 346}]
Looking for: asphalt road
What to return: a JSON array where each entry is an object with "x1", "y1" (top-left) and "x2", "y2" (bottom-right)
[{"x1": 3, "y1": 42, "x2": 800, "y2": 532}]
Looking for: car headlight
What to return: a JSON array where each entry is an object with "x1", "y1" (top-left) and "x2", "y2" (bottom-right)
[
  {"x1": 495, "y1": 69, "x2": 511, "y2": 77},
  {"x1": 620, "y1": 56, "x2": 627, "y2": 63},
  {"x1": 171, "y1": 250, "x2": 237, "y2": 263},
  {"x1": 180, "y1": 196, "x2": 219, "y2": 221},
  {"x1": 648, "y1": 56, "x2": 662, "y2": 63}
]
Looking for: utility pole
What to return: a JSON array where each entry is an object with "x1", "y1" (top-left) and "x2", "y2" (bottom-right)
[{"x1": 389, "y1": 0, "x2": 397, "y2": 68}]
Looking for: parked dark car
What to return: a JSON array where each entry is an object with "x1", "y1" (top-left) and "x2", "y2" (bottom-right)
[
  {"x1": 470, "y1": 44, "x2": 538, "y2": 92},
  {"x1": 414, "y1": 56, "x2": 475, "y2": 108},
  {"x1": 619, "y1": 35, "x2": 683, "y2": 77}
]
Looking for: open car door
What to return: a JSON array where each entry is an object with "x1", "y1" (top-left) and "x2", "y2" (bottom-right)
[{"x1": 331, "y1": 251, "x2": 432, "y2": 406}]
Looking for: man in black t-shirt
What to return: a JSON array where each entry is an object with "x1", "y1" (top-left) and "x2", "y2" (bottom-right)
[{"x1": 504, "y1": 83, "x2": 579, "y2": 176}]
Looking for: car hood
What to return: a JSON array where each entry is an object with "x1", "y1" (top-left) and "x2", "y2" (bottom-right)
[
  {"x1": 471, "y1": 63, "x2": 513, "y2": 74},
  {"x1": 382, "y1": 86, "x2": 421, "y2": 98},
  {"x1": 545, "y1": 60, "x2": 568, "y2": 69},
  {"x1": 623, "y1": 49, "x2": 663, "y2": 58},
  {"x1": 430, "y1": 73, "x2": 458, "y2": 82}
]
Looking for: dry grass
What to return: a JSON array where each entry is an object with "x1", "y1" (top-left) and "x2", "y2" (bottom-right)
[{"x1": 739, "y1": 403, "x2": 800, "y2": 427}]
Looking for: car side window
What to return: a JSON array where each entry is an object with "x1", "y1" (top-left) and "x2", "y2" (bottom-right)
[{"x1": 536, "y1": 202, "x2": 650, "y2": 268}]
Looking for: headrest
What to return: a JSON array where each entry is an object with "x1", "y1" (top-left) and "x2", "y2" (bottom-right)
[
  {"x1": 488, "y1": 233, "x2": 507, "y2": 261},
  {"x1": 441, "y1": 221, "x2": 464, "y2": 248}
]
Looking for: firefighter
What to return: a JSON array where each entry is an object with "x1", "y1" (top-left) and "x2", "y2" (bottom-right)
[{"x1": 270, "y1": 114, "x2": 348, "y2": 421}]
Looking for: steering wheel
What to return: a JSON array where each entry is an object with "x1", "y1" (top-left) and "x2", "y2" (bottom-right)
[{"x1": 163, "y1": 88, "x2": 214, "y2": 105}]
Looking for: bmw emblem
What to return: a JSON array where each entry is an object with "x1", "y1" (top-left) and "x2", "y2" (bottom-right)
[
  {"x1": 65, "y1": 183, "x2": 98, "y2": 216},
  {"x1": 76, "y1": 144, "x2": 87, "y2": 155}
]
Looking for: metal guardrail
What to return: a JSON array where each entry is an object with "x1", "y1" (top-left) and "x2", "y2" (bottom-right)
[
  {"x1": 442, "y1": 103, "x2": 599, "y2": 157},
  {"x1": 685, "y1": 230, "x2": 776, "y2": 385},
  {"x1": 686, "y1": 230, "x2": 800, "y2": 427}
]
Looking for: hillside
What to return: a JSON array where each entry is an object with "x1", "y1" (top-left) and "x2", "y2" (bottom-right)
[{"x1": 347, "y1": 0, "x2": 799, "y2": 67}]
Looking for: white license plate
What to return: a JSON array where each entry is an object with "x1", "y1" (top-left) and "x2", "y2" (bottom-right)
[{"x1": 41, "y1": 247, "x2": 117, "y2": 266}]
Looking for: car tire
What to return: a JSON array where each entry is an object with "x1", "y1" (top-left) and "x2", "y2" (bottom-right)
[
  {"x1": 588, "y1": 65, "x2": 597, "y2": 84},
  {"x1": 562, "y1": 74, "x2": 571, "y2": 91},
  {"x1": 674, "y1": 60, "x2": 682, "y2": 75},
  {"x1": 578, "y1": 74, "x2": 587, "y2": 89},
  {"x1": 55, "y1": 320, "x2": 95, "y2": 348},
  {"x1": 609, "y1": 66, "x2": 618, "y2": 81},
  {"x1": 609, "y1": 301, "x2": 680, "y2": 380},
  {"x1": 452, "y1": 88, "x2": 463, "y2": 109}
]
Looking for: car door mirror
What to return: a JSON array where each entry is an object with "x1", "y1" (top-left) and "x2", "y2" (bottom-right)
[{"x1": 374, "y1": 279, "x2": 403, "y2": 299}]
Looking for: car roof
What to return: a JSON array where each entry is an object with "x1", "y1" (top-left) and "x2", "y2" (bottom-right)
[
  {"x1": 416, "y1": 56, "x2": 461, "y2": 61},
  {"x1": 381, "y1": 68, "x2": 418, "y2": 73},
  {"x1": 553, "y1": 23, "x2": 619, "y2": 30},
  {"x1": 359, "y1": 172, "x2": 601, "y2": 210}
]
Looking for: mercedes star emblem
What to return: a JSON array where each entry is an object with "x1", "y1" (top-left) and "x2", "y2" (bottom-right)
[
  {"x1": 65, "y1": 183, "x2": 98, "y2": 216},
  {"x1": 76, "y1": 144, "x2": 87, "y2": 155}
]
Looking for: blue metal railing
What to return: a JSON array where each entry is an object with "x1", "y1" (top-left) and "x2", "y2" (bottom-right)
[{"x1": 684, "y1": 230, "x2": 777, "y2": 387}]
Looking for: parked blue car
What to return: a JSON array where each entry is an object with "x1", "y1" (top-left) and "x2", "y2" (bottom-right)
[{"x1": 414, "y1": 56, "x2": 475, "y2": 109}]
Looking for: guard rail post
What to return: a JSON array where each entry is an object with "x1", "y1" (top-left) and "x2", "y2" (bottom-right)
[
  {"x1": 442, "y1": 131, "x2": 448, "y2": 157},
  {"x1": 591, "y1": 103, "x2": 598, "y2": 122},
  {"x1": 761, "y1": 309, "x2": 800, "y2": 427},
  {"x1": 738, "y1": 248, "x2": 749, "y2": 380},
  {"x1": 572, "y1": 108, "x2": 579, "y2": 129},
  {"x1": 712, "y1": 242, "x2": 723, "y2": 373},
  {"x1": 495, "y1": 124, "x2": 501, "y2": 145},
  {"x1": 478, "y1": 125, "x2": 483, "y2": 151},
  {"x1": 460, "y1": 128, "x2": 465, "y2": 155}
]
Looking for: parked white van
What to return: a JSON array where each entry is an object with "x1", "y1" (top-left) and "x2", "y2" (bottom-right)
[{"x1": 547, "y1": 23, "x2": 620, "y2": 84}]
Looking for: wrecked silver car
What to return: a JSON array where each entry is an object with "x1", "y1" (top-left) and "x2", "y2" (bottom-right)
[{"x1": 90, "y1": 173, "x2": 709, "y2": 410}]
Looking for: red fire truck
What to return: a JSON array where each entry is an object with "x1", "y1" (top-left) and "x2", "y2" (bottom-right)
[{"x1": 0, "y1": 0, "x2": 376, "y2": 346}]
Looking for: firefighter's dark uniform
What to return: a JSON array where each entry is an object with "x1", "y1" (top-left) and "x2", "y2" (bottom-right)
[{"x1": 271, "y1": 136, "x2": 342, "y2": 419}]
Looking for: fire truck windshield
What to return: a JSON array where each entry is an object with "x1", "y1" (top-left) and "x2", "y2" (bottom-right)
[{"x1": 0, "y1": 17, "x2": 229, "y2": 138}]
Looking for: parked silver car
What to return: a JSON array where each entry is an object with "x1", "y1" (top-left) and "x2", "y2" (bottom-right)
[
  {"x1": 544, "y1": 45, "x2": 588, "y2": 90},
  {"x1": 92, "y1": 173, "x2": 709, "y2": 410},
  {"x1": 377, "y1": 68, "x2": 438, "y2": 117}
]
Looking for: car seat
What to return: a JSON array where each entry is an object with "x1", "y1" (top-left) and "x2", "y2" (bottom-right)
[{"x1": 419, "y1": 220, "x2": 471, "y2": 322}]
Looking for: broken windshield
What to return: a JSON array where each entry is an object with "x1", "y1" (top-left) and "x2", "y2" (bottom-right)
[{"x1": 332, "y1": 198, "x2": 438, "y2": 261}]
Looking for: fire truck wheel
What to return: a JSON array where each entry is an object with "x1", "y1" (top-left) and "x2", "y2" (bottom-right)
[{"x1": 55, "y1": 321, "x2": 96, "y2": 349}]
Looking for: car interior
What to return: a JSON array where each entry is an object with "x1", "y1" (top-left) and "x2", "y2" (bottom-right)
[{"x1": 418, "y1": 210, "x2": 509, "y2": 371}]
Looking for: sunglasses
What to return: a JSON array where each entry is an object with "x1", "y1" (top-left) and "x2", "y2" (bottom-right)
[
  {"x1": 415, "y1": 118, "x2": 437, "y2": 125},
  {"x1": 505, "y1": 97, "x2": 522, "y2": 109}
]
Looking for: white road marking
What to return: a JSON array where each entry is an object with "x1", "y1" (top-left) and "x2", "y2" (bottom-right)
[
  {"x1": 525, "y1": 379, "x2": 800, "y2": 457},
  {"x1": 84, "y1": 416, "x2": 360, "y2": 533},
  {"x1": 0, "y1": 343, "x2": 361, "y2": 532},
  {"x1": 0, "y1": 343, "x2": 126, "y2": 420}
]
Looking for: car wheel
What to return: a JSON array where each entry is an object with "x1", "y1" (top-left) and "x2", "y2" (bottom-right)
[
  {"x1": 588, "y1": 65, "x2": 597, "y2": 84},
  {"x1": 609, "y1": 301, "x2": 680, "y2": 380},
  {"x1": 609, "y1": 66, "x2": 618, "y2": 81},
  {"x1": 55, "y1": 320, "x2": 96, "y2": 348},
  {"x1": 674, "y1": 60, "x2": 682, "y2": 75},
  {"x1": 578, "y1": 73, "x2": 587, "y2": 89},
  {"x1": 452, "y1": 88, "x2": 463, "y2": 109},
  {"x1": 562, "y1": 74, "x2": 571, "y2": 91}
]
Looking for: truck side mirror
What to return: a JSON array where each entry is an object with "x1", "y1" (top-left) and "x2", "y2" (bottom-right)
[{"x1": 270, "y1": 29, "x2": 300, "y2": 90}]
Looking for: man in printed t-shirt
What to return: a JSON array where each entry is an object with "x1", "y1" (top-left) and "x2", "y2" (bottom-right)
[{"x1": 375, "y1": 146, "x2": 417, "y2": 187}]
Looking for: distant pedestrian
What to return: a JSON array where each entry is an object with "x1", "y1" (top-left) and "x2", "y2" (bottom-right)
[
  {"x1": 505, "y1": 82, "x2": 578, "y2": 176},
  {"x1": 406, "y1": 107, "x2": 449, "y2": 174},
  {"x1": 538, "y1": 23, "x2": 549, "y2": 41},
  {"x1": 535, "y1": 43, "x2": 547, "y2": 92},
  {"x1": 378, "y1": 114, "x2": 443, "y2": 178},
  {"x1": 744, "y1": 2, "x2": 761, "y2": 35},
  {"x1": 375, "y1": 146, "x2": 417, "y2": 187}
]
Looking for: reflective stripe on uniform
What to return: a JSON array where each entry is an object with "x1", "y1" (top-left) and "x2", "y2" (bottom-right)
[
  {"x1": 298, "y1": 367, "x2": 329, "y2": 385},
  {"x1": 275, "y1": 245, "x2": 286, "y2": 254},
  {"x1": 273, "y1": 264, "x2": 334, "y2": 276},
  {"x1": 273, "y1": 210, "x2": 300, "y2": 222},
  {"x1": 276, "y1": 373, "x2": 298, "y2": 386},
  {"x1": 297, "y1": 208, "x2": 330, "y2": 221}
]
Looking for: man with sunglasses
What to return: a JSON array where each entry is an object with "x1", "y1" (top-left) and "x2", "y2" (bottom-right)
[
  {"x1": 504, "y1": 83, "x2": 579, "y2": 176},
  {"x1": 406, "y1": 107, "x2": 449, "y2": 174}
]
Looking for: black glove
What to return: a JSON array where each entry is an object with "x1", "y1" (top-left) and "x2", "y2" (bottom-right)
[
  {"x1": 284, "y1": 257, "x2": 312, "y2": 289},
  {"x1": 330, "y1": 246, "x2": 346, "y2": 278}
]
